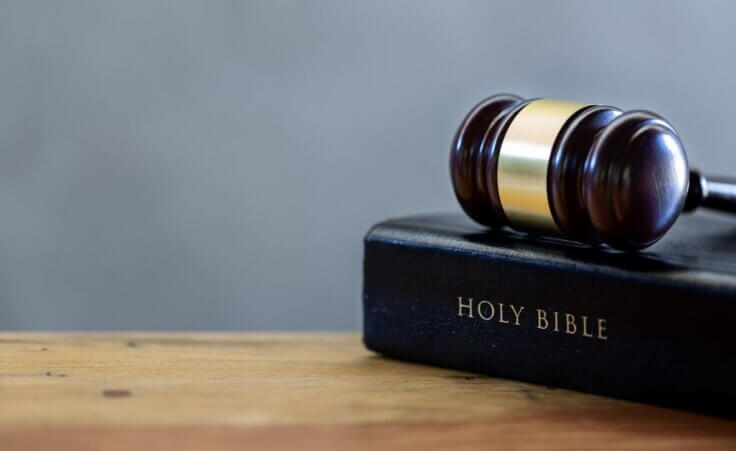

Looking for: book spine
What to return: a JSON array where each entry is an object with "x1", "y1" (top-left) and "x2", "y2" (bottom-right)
[{"x1": 362, "y1": 231, "x2": 736, "y2": 415}]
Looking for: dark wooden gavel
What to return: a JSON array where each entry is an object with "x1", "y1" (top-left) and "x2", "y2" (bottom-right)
[{"x1": 450, "y1": 94, "x2": 736, "y2": 250}]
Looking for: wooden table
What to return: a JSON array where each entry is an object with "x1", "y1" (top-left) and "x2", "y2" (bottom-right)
[{"x1": 1, "y1": 333, "x2": 735, "y2": 450}]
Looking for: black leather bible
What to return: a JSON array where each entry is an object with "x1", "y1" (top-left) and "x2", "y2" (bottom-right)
[{"x1": 362, "y1": 213, "x2": 736, "y2": 416}]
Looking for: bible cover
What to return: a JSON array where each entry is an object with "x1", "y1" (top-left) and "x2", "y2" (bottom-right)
[{"x1": 362, "y1": 213, "x2": 736, "y2": 416}]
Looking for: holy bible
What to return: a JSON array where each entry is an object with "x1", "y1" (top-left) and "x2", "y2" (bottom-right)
[{"x1": 362, "y1": 212, "x2": 736, "y2": 416}]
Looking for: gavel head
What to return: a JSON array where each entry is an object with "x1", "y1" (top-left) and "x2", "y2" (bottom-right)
[{"x1": 450, "y1": 94, "x2": 689, "y2": 251}]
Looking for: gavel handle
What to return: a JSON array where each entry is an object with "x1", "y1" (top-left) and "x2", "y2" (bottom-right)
[{"x1": 684, "y1": 170, "x2": 736, "y2": 213}]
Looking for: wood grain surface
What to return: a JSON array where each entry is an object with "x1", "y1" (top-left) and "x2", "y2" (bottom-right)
[{"x1": 0, "y1": 333, "x2": 734, "y2": 450}]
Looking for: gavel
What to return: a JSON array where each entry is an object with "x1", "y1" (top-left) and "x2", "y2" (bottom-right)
[{"x1": 450, "y1": 94, "x2": 736, "y2": 251}]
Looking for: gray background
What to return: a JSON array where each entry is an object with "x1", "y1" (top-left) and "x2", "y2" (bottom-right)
[{"x1": 0, "y1": 1, "x2": 733, "y2": 330}]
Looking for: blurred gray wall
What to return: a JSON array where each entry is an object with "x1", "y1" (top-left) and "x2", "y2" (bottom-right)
[{"x1": 0, "y1": 1, "x2": 734, "y2": 329}]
